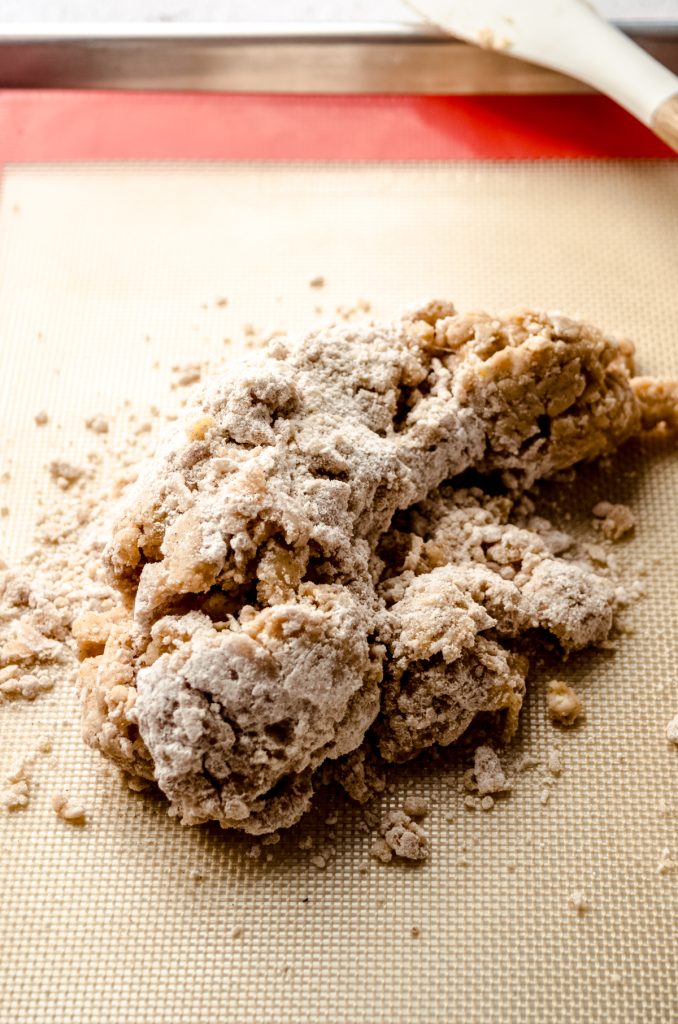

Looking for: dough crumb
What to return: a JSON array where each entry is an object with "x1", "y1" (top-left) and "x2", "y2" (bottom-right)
[
  {"x1": 666, "y1": 713, "x2": 678, "y2": 746},
  {"x1": 369, "y1": 837, "x2": 393, "y2": 863},
  {"x1": 410, "y1": 926, "x2": 420, "y2": 938},
  {"x1": 373, "y1": 810, "x2": 430, "y2": 863},
  {"x1": 657, "y1": 848, "x2": 676, "y2": 875},
  {"x1": 36, "y1": 734, "x2": 53, "y2": 755},
  {"x1": 231, "y1": 925, "x2": 244, "y2": 939},
  {"x1": 0, "y1": 778, "x2": 30, "y2": 811},
  {"x1": 547, "y1": 748, "x2": 563, "y2": 776},
  {"x1": 0, "y1": 737, "x2": 55, "y2": 812},
  {"x1": 480, "y1": 795, "x2": 494, "y2": 811},
  {"x1": 568, "y1": 891, "x2": 588, "y2": 915},
  {"x1": 85, "y1": 415, "x2": 109, "y2": 434},
  {"x1": 473, "y1": 746, "x2": 511, "y2": 797},
  {"x1": 547, "y1": 680, "x2": 584, "y2": 726},
  {"x1": 171, "y1": 363, "x2": 202, "y2": 388},
  {"x1": 309, "y1": 276, "x2": 325, "y2": 288},
  {"x1": 0, "y1": 669, "x2": 54, "y2": 700},
  {"x1": 48, "y1": 460, "x2": 85, "y2": 488},
  {"x1": 52, "y1": 792, "x2": 87, "y2": 824},
  {"x1": 592, "y1": 501, "x2": 635, "y2": 541},
  {"x1": 402, "y1": 796, "x2": 430, "y2": 819},
  {"x1": 34, "y1": 410, "x2": 49, "y2": 426}
]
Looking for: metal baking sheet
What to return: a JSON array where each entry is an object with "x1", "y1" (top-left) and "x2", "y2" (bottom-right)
[{"x1": 0, "y1": 19, "x2": 677, "y2": 93}]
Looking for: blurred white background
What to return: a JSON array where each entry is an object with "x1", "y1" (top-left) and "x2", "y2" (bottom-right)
[{"x1": 0, "y1": 1, "x2": 675, "y2": 23}]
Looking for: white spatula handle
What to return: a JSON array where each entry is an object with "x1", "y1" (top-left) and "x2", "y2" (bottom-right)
[
  {"x1": 547, "y1": 1, "x2": 678, "y2": 152},
  {"x1": 652, "y1": 94, "x2": 678, "y2": 154},
  {"x1": 408, "y1": 0, "x2": 678, "y2": 155}
]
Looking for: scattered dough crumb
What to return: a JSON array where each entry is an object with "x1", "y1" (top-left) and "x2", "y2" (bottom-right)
[
  {"x1": 410, "y1": 926, "x2": 420, "y2": 938},
  {"x1": 592, "y1": 501, "x2": 635, "y2": 541},
  {"x1": 0, "y1": 777, "x2": 30, "y2": 811},
  {"x1": 85, "y1": 415, "x2": 109, "y2": 435},
  {"x1": 473, "y1": 746, "x2": 511, "y2": 797},
  {"x1": 0, "y1": 737, "x2": 55, "y2": 812},
  {"x1": 34, "y1": 410, "x2": 49, "y2": 426},
  {"x1": 371, "y1": 810, "x2": 430, "y2": 863},
  {"x1": 309, "y1": 276, "x2": 325, "y2": 288},
  {"x1": 52, "y1": 792, "x2": 87, "y2": 824},
  {"x1": 657, "y1": 848, "x2": 676, "y2": 875},
  {"x1": 171, "y1": 363, "x2": 202, "y2": 388},
  {"x1": 568, "y1": 891, "x2": 588, "y2": 914},
  {"x1": 547, "y1": 748, "x2": 563, "y2": 776},
  {"x1": 231, "y1": 925, "x2": 244, "y2": 939},
  {"x1": 547, "y1": 680, "x2": 584, "y2": 726},
  {"x1": 0, "y1": 669, "x2": 55, "y2": 700},
  {"x1": 48, "y1": 460, "x2": 85, "y2": 488},
  {"x1": 369, "y1": 837, "x2": 392, "y2": 863},
  {"x1": 402, "y1": 796, "x2": 430, "y2": 819},
  {"x1": 666, "y1": 713, "x2": 678, "y2": 747}
]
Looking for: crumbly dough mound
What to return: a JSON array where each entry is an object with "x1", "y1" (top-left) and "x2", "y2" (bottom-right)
[
  {"x1": 135, "y1": 585, "x2": 380, "y2": 832},
  {"x1": 373, "y1": 486, "x2": 615, "y2": 761},
  {"x1": 77, "y1": 303, "x2": 657, "y2": 832}
]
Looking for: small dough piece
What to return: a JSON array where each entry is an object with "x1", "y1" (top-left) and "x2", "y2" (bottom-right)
[
  {"x1": 473, "y1": 745, "x2": 511, "y2": 797},
  {"x1": 371, "y1": 809, "x2": 430, "y2": 862},
  {"x1": 52, "y1": 793, "x2": 87, "y2": 824},
  {"x1": 547, "y1": 680, "x2": 584, "y2": 726},
  {"x1": 592, "y1": 501, "x2": 635, "y2": 541}
]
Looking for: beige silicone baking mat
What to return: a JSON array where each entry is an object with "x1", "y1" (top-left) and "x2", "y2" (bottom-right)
[{"x1": 1, "y1": 161, "x2": 677, "y2": 1024}]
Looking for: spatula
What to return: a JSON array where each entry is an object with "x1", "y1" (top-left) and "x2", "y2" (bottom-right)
[{"x1": 405, "y1": 0, "x2": 678, "y2": 154}]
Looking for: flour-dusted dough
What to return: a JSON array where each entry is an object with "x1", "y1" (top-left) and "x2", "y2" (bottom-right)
[{"x1": 77, "y1": 303, "x2": 670, "y2": 833}]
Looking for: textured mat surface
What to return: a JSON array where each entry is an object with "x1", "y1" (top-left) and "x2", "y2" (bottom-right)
[{"x1": 0, "y1": 161, "x2": 677, "y2": 1024}]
